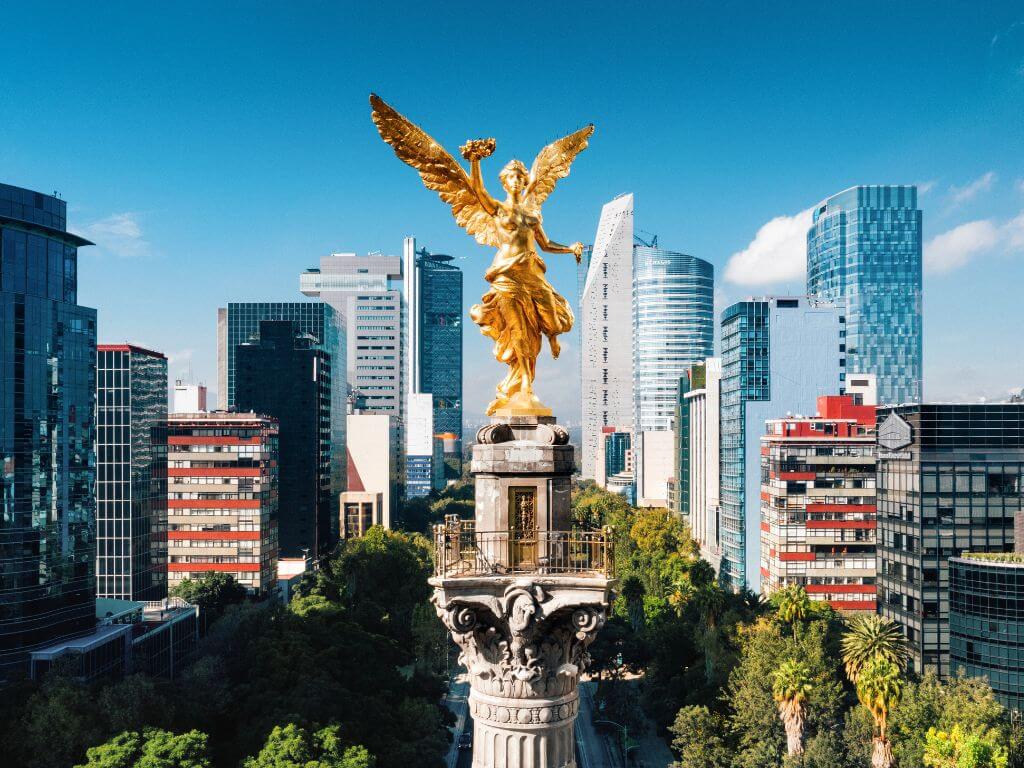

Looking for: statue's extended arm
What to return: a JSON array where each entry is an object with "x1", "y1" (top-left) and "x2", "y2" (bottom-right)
[
  {"x1": 536, "y1": 224, "x2": 584, "y2": 262},
  {"x1": 468, "y1": 159, "x2": 498, "y2": 215}
]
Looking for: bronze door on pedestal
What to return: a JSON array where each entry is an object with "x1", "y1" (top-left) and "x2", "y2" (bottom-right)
[{"x1": 509, "y1": 487, "x2": 537, "y2": 569}]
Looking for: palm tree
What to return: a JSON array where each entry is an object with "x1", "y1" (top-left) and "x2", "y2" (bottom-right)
[
  {"x1": 621, "y1": 574, "x2": 646, "y2": 631},
  {"x1": 667, "y1": 576, "x2": 696, "y2": 617},
  {"x1": 772, "y1": 659, "x2": 813, "y2": 757},
  {"x1": 841, "y1": 614, "x2": 909, "y2": 684},
  {"x1": 693, "y1": 583, "x2": 728, "y2": 683},
  {"x1": 856, "y1": 656, "x2": 903, "y2": 768},
  {"x1": 775, "y1": 585, "x2": 811, "y2": 639}
]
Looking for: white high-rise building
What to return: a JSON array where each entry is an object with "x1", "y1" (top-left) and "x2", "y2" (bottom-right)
[
  {"x1": 581, "y1": 194, "x2": 635, "y2": 480},
  {"x1": 172, "y1": 380, "x2": 207, "y2": 413},
  {"x1": 685, "y1": 358, "x2": 722, "y2": 571},
  {"x1": 300, "y1": 252, "x2": 404, "y2": 417}
]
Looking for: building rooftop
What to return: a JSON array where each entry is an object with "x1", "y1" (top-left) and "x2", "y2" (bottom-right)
[
  {"x1": 97, "y1": 343, "x2": 166, "y2": 359},
  {"x1": 955, "y1": 553, "x2": 1024, "y2": 566}
]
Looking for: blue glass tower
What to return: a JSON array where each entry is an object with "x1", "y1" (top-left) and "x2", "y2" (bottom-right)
[
  {"x1": 632, "y1": 243, "x2": 713, "y2": 506},
  {"x1": 0, "y1": 183, "x2": 97, "y2": 674},
  {"x1": 719, "y1": 297, "x2": 844, "y2": 591},
  {"x1": 807, "y1": 185, "x2": 922, "y2": 405},
  {"x1": 414, "y1": 249, "x2": 462, "y2": 452}
]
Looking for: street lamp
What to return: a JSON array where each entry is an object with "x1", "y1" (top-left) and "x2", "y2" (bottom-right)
[{"x1": 593, "y1": 719, "x2": 637, "y2": 767}]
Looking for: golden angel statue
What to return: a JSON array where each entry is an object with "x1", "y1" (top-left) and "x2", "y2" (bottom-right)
[{"x1": 370, "y1": 94, "x2": 593, "y2": 417}]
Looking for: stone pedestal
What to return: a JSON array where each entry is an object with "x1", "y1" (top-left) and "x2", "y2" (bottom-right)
[{"x1": 431, "y1": 416, "x2": 615, "y2": 768}]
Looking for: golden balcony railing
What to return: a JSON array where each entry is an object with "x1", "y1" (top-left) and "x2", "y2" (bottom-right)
[{"x1": 432, "y1": 516, "x2": 613, "y2": 578}]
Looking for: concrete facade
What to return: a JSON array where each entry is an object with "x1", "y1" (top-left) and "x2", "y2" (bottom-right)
[
  {"x1": 344, "y1": 413, "x2": 397, "y2": 531},
  {"x1": 580, "y1": 195, "x2": 635, "y2": 480},
  {"x1": 685, "y1": 357, "x2": 722, "y2": 570}
]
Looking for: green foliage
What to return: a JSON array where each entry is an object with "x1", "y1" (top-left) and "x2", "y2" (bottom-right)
[
  {"x1": 669, "y1": 705, "x2": 733, "y2": 768},
  {"x1": 5, "y1": 525, "x2": 449, "y2": 768},
  {"x1": 772, "y1": 585, "x2": 811, "y2": 638},
  {"x1": 890, "y1": 673, "x2": 1010, "y2": 768},
  {"x1": 242, "y1": 724, "x2": 374, "y2": 768},
  {"x1": 398, "y1": 480, "x2": 474, "y2": 533},
  {"x1": 169, "y1": 571, "x2": 247, "y2": 626},
  {"x1": 75, "y1": 729, "x2": 210, "y2": 768},
  {"x1": 726, "y1": 617, "x2": 845, "y2": 768},
  {"x1": 571, "y1": 482, "x2": 760, "y2": 734},
  {"x1": 923, "y1": 725, "x2": 1009, "y2": 768},
  {"x1": 292, "y1": 526, "x2": 433, "y2": 646}
]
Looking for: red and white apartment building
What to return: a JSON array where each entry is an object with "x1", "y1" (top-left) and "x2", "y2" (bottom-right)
[
  {"x1": 760, "y1": 395, "x2": 877, "y2": 612},
  {"x1": 166, "y1": 412, "x2": 279, "y2": 595}
]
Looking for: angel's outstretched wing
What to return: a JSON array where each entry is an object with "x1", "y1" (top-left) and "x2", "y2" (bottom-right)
[
  {"x1": 526, "y1": 124, "x2": 594, "y2": 207},
  {"x1": 370, "y1": 94, "x2": 499, "y2": 247}
]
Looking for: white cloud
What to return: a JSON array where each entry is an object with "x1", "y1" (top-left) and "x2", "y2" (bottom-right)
[
  {"x1": 1016, "y1": 178, "x2": 1024, "y2": 194},
  {"x1": 916, "y1": 180, "x2": 937, "y2": 195},
  {"x1": 167, "y1": 349, "x2": 194, "y2": 366},
  {"x1": 924, "y1": 220, "x2": 1000, "y2": 273},
  {"x1": 1005, "y1": 211, "x2": 1024, "y2": 251},
  {"x1": 924, "y1": 210, "x2": 1024, "y2": 274},
  {"x1": 948, "y1": 171, "x2": 997, "y2": 205},
  {"x1": 78, "y1": 212, "x2": 150, "y2": 258},
  {"x1": 724, "y1": 207, "x2": 814, "y2": 286}
]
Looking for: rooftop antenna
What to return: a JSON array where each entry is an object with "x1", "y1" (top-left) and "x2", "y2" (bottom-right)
[{"x1": 634, "y1": 230, "x2": 659, "y2": 248}]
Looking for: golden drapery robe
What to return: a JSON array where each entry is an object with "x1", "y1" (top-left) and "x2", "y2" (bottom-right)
[{"x1": 471, "y1": 243, "x2": 574, "y2": 401}]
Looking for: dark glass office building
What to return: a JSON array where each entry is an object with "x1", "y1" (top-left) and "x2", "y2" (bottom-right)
[
  {"x1": 605, "y1": 432, "x2": 631, "y2": 479},
  {"x1": 0, "y1": 183, "x2": 97, "y2": 674},
  {"x1": 876, "y1": 404, "x2": 1024, "y2": 675},
  {"x1": 672, "y1": 374, "x2": 691, "y2": 517},
  {"x1": 218, "y1": 302, "x2": 345, "y2": 530},
  {"x1": 235, "y1": 321, "x2": 335, "y2": 558},
  {"x1": 949, "y1": 554, "x2": 1024, "y2": 713},
  {"x1": 96, "y1": 345, "x2": 168, "y2": 601},
  {"x1": 408, "y1": 247, "x2": 463, "y2": 455}
]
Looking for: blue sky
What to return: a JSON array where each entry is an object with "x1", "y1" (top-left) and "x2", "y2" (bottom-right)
[{"x1": 2, "y1": 2, "x2": 1022, "y2": 422}]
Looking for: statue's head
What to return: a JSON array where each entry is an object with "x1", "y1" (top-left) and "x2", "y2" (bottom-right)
[{"x1": 499, "y1": 160, "x2": 529, "y2": 196}]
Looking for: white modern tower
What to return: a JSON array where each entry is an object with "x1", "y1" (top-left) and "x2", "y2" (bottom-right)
[
  {"x1": 580, "y1": 194, "x2": 635, "y2": 480},
  {"x1": 300, "y1": 252, "x2": 404, "y2": 417}
]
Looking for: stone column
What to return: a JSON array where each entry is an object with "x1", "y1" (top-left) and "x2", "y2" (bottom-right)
[
  {"x1": 431, "y1": 416, "x2": 615, "y2": 768},
  {"x1": 433, "y1": 578, "x2": 609, "y2": 768}
]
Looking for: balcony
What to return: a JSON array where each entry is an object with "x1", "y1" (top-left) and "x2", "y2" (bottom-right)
[{"x1": 432, "y1": 518, "x2": 613, "y2": 578}]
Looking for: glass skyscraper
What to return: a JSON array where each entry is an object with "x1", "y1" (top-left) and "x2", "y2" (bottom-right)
[
  {"x1": 96, "y1": 345, "x2": 168, "y2": 601},
  {"x1": 807, "y1": 185, "x2": 922, "y2": 405},
  {"x1": 217, "y1": 301, "x2": 346, "y2": 519},
  {"x1": 633, "y1": 246, "x2": 714, "y2": 432},
  {"x1": 719, "y1": 297, "x2": 844, "y2": 591},
  {"x1": 876, "y1": 404, "x2": 1023, "y2": 676},
  {"x1": 404, "y1": 239, "x2": 463, "y2": 453},
  {"x1": 235, "y1": 320, "x2": 338, "y2": 558},
  {"x1": 632, "y1": 244, "x2": 713, "y2": 506},
  {"x1": 950, "y1": 554, "x2": 1024, "y2": 712},
  {"x1": 0, "y1": 183, "x2": 97, "y2": 674}
]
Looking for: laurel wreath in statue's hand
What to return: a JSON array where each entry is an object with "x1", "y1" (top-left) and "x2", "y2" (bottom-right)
[{"x1": 460, "y1": 138, "x2": 496, "y2": 162}]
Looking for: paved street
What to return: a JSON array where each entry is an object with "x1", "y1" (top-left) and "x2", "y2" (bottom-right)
[
  {"x1": 579, "y1": 679, "x2": 675, "y2": 768},
  {"x1": 576, "y1": 681, "x2": 620, "y2": 768},
  {"x1": 443, "y1": 670, "x2": 471, "y2": 768},
  {"x1": 455, "y1": 715, "x2": 474, "y2": 768}
]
